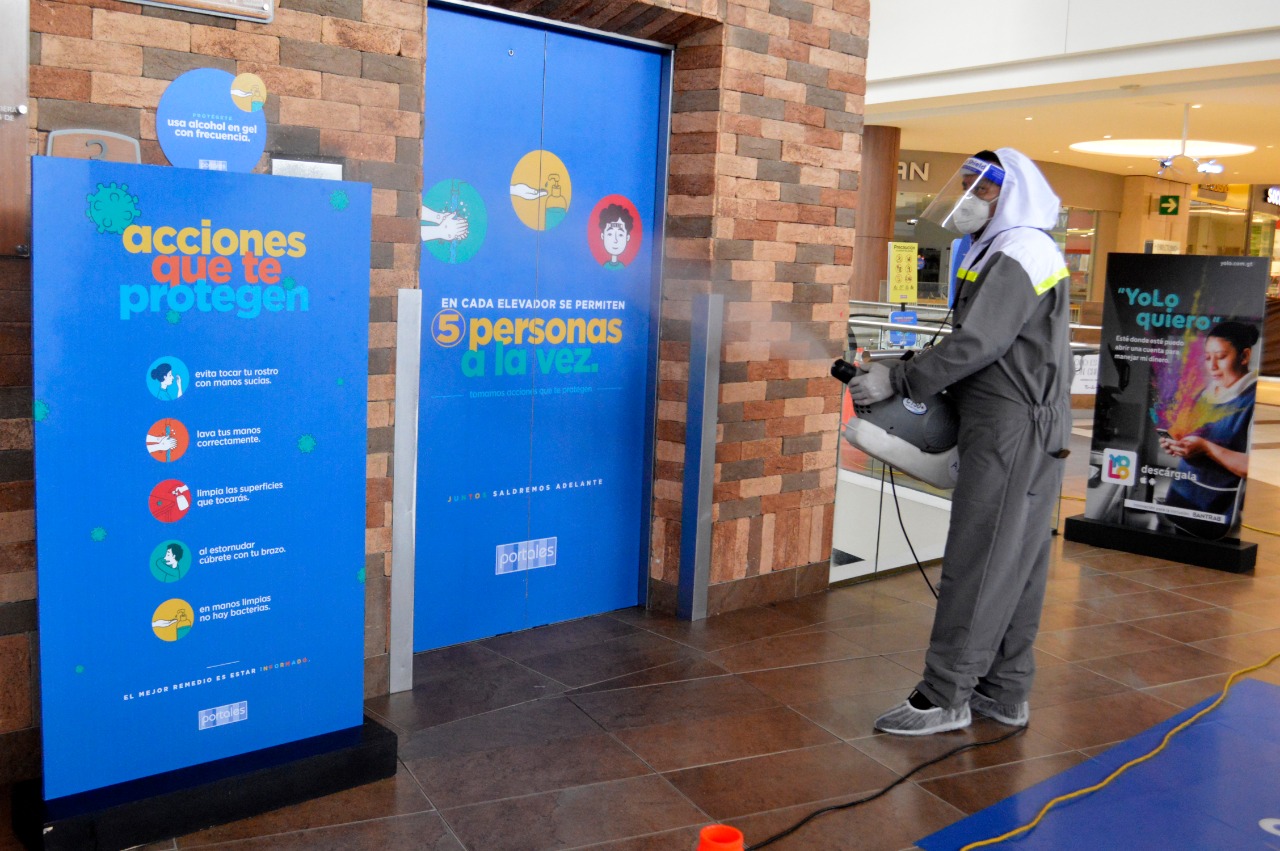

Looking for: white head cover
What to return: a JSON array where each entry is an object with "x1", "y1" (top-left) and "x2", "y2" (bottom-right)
[{"x1": 975, "y1": 147, "x2": 1061, "y2": 247}]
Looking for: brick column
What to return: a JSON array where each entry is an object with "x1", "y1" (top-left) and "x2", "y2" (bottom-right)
[{"x1": 651, "y1": 0, "x2": 868, "y2": 614}]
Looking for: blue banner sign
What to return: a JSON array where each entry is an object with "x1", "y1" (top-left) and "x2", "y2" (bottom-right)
[{"x1": 32, "y1": 157, "x2": 370, "y2": 800}]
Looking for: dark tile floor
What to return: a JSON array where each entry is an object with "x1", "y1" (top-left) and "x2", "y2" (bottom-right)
[{"x1": 7, "y1": 427, "x2": 1280, "y2": 850}]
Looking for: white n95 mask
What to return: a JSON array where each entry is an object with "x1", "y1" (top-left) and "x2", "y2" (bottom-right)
[{"x1": 950, "y1": 195, "x2": 993, "y2": 235}]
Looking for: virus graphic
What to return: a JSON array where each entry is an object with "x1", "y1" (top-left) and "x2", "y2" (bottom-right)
[
  {"x1": 33, "y1": 400, "x2": 50, "y2": 422},
  {"x1": 85, "y1": 182, "x2": 141, "y2": 235},
  {"x1": 282, "y1": 276, "x2": 297, "y2": 291},
  {"x1": 357, "y1": 567, "x2": 366, "y2": 584},
  {"x1": 90, "y1": 527, "x2": 107, "y2": 543},
  {"x1": 165, "y1": 310, "x2": 181, "y2": 325},
  {"x1": 297, "y1": 434, "x2": 317, "y2": 454},
  {"x1": 329, "y1": 190, "x2": 349, "y2": 211}
]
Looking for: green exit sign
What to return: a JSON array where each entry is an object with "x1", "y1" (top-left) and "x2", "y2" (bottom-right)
[{"x1": 1158, "y1": 195, "x2": 1180, "y2": 215}]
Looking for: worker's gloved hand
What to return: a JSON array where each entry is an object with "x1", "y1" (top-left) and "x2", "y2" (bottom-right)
[{"x1": 847, "y1": 362, "x2": 893, "y2": 405}]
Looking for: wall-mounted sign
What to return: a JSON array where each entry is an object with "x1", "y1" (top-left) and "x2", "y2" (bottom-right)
[
  {"x1": 130, "y1": 0, "x2": 272, "y2": 23},
  {"x1": 1146, "y1": 239, "x2": 1181, "y2": 255},
  {"x1": 1157, "y1": 195, "x2": 1180, "y2": 216},
  {"x1": 897, "y1": 161, "x2": 930, "y2": 182},
  {"x1": 157, "y1": 68, "x2": 267, "y2": 173},
  {"x1": 0, "y1": 0, "x2": 30, "y2": 257},
  {"x1": 271, "y1": 158, "x2": 343, "y2": 181},
  {"x1": 1197, "y1": 184, "x2": 1228, "y2": 201},
  {"x1": 47, "y1": 129, "x2": 141, "y2": 163},
  {"x1": 1266, "y1": 186, "x2": 1280, "y2": 207}
]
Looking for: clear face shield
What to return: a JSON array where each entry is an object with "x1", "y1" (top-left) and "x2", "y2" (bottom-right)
[{"x1": 918, "y1": 157, "x2": 1005, "y2": 235}]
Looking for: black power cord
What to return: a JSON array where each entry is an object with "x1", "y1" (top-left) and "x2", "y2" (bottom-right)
[
  {"x1": 841, "y1": 383, "x2": 938, "y2": 600},
  {"x1": 887, "y1": 464, "x2": 939, "y2": 599},
  {"x1": 743, "y1": 726, "x2": 1026, "y2": 850}
]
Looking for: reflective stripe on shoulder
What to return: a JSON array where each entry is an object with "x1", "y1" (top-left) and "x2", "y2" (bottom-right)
[
  {"x1": 958, "y1": 268, "x2": 979, "y2": 282},
  {"x1": 1034, "y1": 267, "x2": 1068, "y2": 296},
  {"x1": 989, "y1": 230, "x2": 1069, "y2": 298}
]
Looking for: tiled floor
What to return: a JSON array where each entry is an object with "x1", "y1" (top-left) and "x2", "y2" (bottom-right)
[{"x1": 7, "y1": 420, "x2": 1280, "y2": 851}]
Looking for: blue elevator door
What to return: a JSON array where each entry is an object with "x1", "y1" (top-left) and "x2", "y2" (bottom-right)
[{"x1": 414, "y1": 7, "x2": 668, "y2": 651}]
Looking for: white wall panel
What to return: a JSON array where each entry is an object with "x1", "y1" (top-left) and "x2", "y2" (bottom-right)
[
  {"x1": 1065, "y1": 0, "x2": 1280, "y2": 54},
  {"x1": 869, "y1": 0, "x2": 1070, "y2": 81},
  {"x1": 870, "y1": 0, "x2": 1280, "y2": 83}
]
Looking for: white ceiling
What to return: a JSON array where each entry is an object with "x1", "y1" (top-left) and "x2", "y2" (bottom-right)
[{"x1": 866, "y1": 61, "x2": 1280, "y2": 186}]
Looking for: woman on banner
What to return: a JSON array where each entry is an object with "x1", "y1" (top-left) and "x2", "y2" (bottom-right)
[{"x1": 1158, "y1": 321, "x2": 1259, "y2": 536}]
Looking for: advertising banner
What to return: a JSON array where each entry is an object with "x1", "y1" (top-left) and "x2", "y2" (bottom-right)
[
  {"x1": 414, "y1": 8, "x2": 665, "y2": 649},
  {"x1": 1082, "y1": 254, "x2": 1266, "y2": 542},
  {"x1": 32, "y1": 157, "x2": 370, "y2": 800}
]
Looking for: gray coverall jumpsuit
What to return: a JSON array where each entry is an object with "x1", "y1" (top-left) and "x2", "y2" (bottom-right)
[{"x1": 889, "y1": 148, "x2": 1073, "y2": 710}]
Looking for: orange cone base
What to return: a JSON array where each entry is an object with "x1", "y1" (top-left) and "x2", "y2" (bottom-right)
[{"x1": 698, "y1": 823, "x2": 745, "y2": 851}]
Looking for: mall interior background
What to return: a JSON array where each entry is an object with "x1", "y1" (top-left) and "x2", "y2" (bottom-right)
[
  {"x1": 3, "y1": 0, "x2": 1280, "y2": 803},
  {"x1": 863, "y1": 0, "x2": 1280, "y2": 374}
]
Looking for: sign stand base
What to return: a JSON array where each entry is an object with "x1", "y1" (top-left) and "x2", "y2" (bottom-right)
[
  {"x1": 11, "y1": 717, "x2": 397, "y2": 851},
  {"x1": 1063, "y1": 515, "x2": 1257, "y2": 573}
]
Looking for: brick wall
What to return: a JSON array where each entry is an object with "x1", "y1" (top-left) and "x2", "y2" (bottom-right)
[
  {"x1": 1, "y1": 0, "x2": 866, "y2": 782},
  {"x1": 646, "y1": 0, "x2": 867, "y2": 613},
  {"x1": 0, "y1": 256, "x2": 37, "y2": 782}
]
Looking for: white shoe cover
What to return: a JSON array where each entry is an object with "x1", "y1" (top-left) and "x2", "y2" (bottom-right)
[
  {"x1": 970, "y1": 692, "x2": 1029, "y2": 727},
  {"x1": 874, "y1": 696, "x2": 971, "y2": 736}
]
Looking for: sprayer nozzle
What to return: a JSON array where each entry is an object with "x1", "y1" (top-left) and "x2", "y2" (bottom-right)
[{"x1": 831, "y1": 358, "x2": 859, "y2": 384}]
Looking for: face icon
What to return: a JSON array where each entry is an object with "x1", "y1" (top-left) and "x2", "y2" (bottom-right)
[
  {"x1": 602, "y1": 219, "x2": 630, "y2": 259},
  {"x1": 164, "y1": 547, "x2": 179, "y2": 569},
  {"x1": 158, "y1": 369, "x2": 174, "y2": 389}
]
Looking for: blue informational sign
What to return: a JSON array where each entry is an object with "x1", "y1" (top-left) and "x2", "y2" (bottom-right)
[
  {"x1": 32, "y1": 157, "x2": 370, "y2": 800},
  {"x1": 414, "y1": 8, "x2": 667, "y2": 649},
  {"x1": 888, "y1": 310, "x2": 918, "y2": 346},
  {"x1": 156, "y1": 68, "x2": 268, "y2": 172}
]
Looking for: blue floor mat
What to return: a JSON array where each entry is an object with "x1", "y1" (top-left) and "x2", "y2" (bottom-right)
[{"x1": 917, "y1": 679, "x2": 1280, "y2": 850}]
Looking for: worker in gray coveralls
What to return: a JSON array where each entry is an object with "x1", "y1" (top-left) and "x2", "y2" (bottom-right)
[{"x1": 848, "y1": 148, "x2": 1073, "y2": 735}]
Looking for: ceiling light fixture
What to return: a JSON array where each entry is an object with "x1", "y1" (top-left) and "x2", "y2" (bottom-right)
[
  {"x1": 1070, "y1": 139, "x2": 1254, "y2": 158},
  {"x1": 1068, "y1": 104, "x2": 1255, "y2": 178}
]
